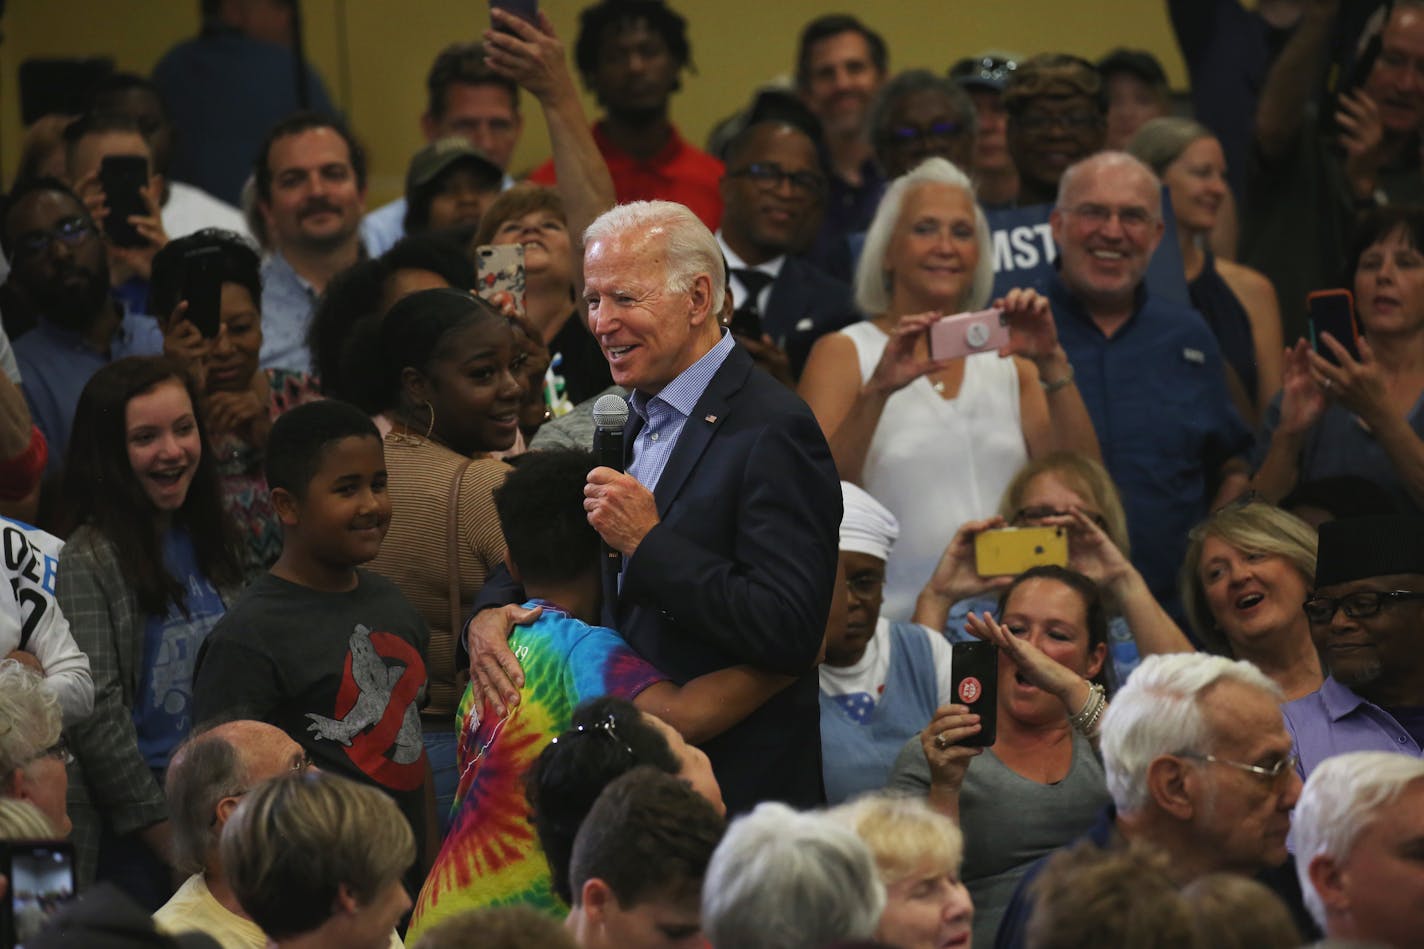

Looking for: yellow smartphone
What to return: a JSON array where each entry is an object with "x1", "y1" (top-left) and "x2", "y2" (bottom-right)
[{"x1": 974, "y1": 526, "x2": 1068, "y2": 577}]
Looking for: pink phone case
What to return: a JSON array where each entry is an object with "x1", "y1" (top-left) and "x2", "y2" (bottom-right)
[{"x1": 927, "y1": 308, "x2": 1009, "y2": 360}]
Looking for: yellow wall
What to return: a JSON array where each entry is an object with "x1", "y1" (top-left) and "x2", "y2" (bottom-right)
[{"x1": 2, "y1": 0, "x2": 1185, "y2": 205}]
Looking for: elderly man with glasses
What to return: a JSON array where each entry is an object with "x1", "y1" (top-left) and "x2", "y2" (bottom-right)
[
  {"x1": 994, "y1": 652, "x2": 1316, "y2": 948},
  {"x1": 153, "y1": 719, "x2": 331, "y2": 949},
  {"x1": 1045, "y1": 150, "x2": 1252, "y2": 625},
  {"x1": 1285, "y1": 515, "x2": 1424, "y2": 780}
]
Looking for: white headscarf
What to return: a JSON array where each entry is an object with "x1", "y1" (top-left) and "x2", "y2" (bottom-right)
[{"x1": 839, "y1": 481, "x2": 900, "y2": 563}]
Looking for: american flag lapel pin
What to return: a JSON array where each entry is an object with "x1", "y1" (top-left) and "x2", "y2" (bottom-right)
[{"x1": 704, "y1": 414, "x2": 718, "y2": 423}]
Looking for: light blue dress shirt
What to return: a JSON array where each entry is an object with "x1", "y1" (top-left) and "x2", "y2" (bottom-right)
[
  {"x1": 258, "y1": 252, "x2": 316, "y2": 375},
  {"x1": 627, "y1": 330, "x2": 735, "y2": 493}
]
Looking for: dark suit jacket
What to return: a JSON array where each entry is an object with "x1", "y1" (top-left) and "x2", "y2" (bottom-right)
[
  {"x1": 614, "y1": 343, "x2": 841, "y2": 812},
  {"x1": 760, "y1": 256, "x2": 860, "y2": 378}
]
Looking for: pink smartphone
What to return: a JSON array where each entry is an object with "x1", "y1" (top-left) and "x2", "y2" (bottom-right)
[{"x1": 927, "y1": 308, "x2": 1008, "y2": 360}]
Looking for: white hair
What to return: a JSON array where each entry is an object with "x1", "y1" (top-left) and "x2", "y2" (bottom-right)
[
  {"x1": 1055, "y1": 150, "x2": 1163, "y2": 219},
  {"x1": 583, "y1": 200, "x2": 727, "y2": 313},
  {"x1": 702, "y1": 802, "x2": 885, "y2": 949},
  {"x1": 0, "y1": 797, "x2": 57, "y2": 839},
  {"x1": 0, "y1": 660, "x2": 61, "y2": 778},
  {"x1": 854, "y1": 157, "x2": 994, "y2": 316},
  {"x1": 1101, "y1": 653, "x2": 1282, "y2": 813},
  {"x1": 1293, "y1": 752, "x2": 1424, "y2": 928}
]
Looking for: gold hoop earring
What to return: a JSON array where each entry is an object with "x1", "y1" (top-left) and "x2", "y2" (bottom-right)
[{"x1": 423, "y1": 400, "x2": 436, "y2": 441}]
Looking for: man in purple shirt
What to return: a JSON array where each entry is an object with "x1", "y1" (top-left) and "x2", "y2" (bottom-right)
[{"x1": 1285, "y1": 515, "x2": 1424, "y2": 778}]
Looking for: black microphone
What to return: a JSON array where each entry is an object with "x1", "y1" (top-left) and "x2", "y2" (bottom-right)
[{"x1": 592, "y1": 393, "x2": 630, "y2": 570}]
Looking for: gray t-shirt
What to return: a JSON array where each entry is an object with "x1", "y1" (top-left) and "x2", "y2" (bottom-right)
[{"x1": 887, "y1": 729, "x2": 1110, "y2": 947}]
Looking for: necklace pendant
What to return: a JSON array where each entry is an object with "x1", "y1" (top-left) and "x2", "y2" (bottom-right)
[{"x1": 932, "y1": 379, "x2": 945, "y2": 394}]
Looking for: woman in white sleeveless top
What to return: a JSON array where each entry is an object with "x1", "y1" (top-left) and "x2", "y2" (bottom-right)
[{"x1": 800, "y1": 158, "x2": 1101, "y2": 621}]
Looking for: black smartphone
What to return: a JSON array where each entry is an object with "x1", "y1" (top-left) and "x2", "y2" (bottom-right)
[
  {"x1": 2, "y1": 840, "x2": 77, "y2": 948},
  {"x1": 1308, "y1": 288, "x2": 1360, "y2": 364},
  {"x1": 950, "y1": 641, "x2": 998, "y2": 747},
  {"x1": 490, "y1": 0, "x2": 538, "y2": 32},
  {"x1": 97, "y1": 154, "x2": 150, "y2": 248},
  {"x1": 181, "y1": 245, "x2": 226, "y2": 338}
]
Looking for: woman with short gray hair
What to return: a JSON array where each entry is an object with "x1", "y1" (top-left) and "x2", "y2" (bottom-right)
[
  {"x1": 702, "y1": 802, "x2": 884, "y2": 949},
  {"x1": 0, "y1": 660, "x2": 67, "y2": 837}
]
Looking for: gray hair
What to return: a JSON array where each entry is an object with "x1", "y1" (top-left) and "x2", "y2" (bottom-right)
[
  {"x1": 1293, "y1": 751, "x2": 1424, "y2": 928},
  {"x1": 166, "y1": 731, "x2": 250, "y2": 876},
  {"x1": 0, "y1": 660, "x2": 61, "y2": 778},
  {"x1": 584, "y1": 200, "x2": 727, "y2": 313},
  {"x1": 854, "y1": 157, "x2": 994, "y2": 315},
  {"x1": 1101, "y1": 653, "x2": 1282, "y2": 814},
  {"x1": 868, "y1": 69, "x2": 979, "y2": 151},
  {"x1": 702, "y1": 802, "x2": 885, "y2": 949},
  {"x1": 1055, "y1": 150, "x2": 1163, "y2": 219},
  {"x1": 1126, "y1": 117, "x2": 1215, "y2": 176}
]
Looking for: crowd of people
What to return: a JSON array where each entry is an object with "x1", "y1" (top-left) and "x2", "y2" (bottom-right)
[{"x1": 2, "y1": 0, "x2": 1424, "y2": 946}]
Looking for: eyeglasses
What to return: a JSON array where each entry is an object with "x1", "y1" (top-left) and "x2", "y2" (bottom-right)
[
  {"x1": 1179, "y1": 750, "x2": 1300, "y2": 784},
  {"x1": 1015, "y1": 111, "x2": 1101, "y2": 134},
  {"x1": 885, "y1": 121, "x2": 967, "y2": 146},
  {"x1": 549, "y1": 712, "x2": 634, "y2": 757},
  {"x1": 30, "y1": 738, "x2": 74, "y2": 767},
  {"x1": 1303, "y1": 590, "x2": 1424, "y2": 624},
  {"x1": 727, "y1": 162, "x2": 826, "y2": 197},
  {"x1": 1061, "y1": 203, "x2": 1157, "y2": 234},
  {"x1": 12, "y1": 217, "x2": 93, "y2": 261},
  {"x1": 1011, "y1": 505, "x2": 1109, "y2": 531},
  {"x1": 846, "y1": 573, "x2": 885, "y2": 600},
  {"x1": 950, "y1": 56, "x2": 1018, "y2": 84}
]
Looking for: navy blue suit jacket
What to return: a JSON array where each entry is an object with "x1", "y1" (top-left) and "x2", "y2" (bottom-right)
[
  {"x1": 614, "y1": 343, "x2": 841, "y2": 812},
  {"x1": 760, "y1": 257, "x2": 860, "y2": 378}
]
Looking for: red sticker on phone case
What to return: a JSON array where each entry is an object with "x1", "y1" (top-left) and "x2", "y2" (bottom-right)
[{"x1": 958, "y1": 677, "x2": 982, "y2": 704}]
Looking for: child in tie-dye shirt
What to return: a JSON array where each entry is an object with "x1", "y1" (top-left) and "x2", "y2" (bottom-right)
[{"x1": 408, "y1": 451, "x2": 789, "y2": 940}]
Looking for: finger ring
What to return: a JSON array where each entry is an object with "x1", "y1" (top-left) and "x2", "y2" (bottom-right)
[
  {"x1": 1323, "y1": 379, "x2": 1333, "y2": 389},
  {"x1": 934, "y1": 732, "x2": 950, "y2": 750}
]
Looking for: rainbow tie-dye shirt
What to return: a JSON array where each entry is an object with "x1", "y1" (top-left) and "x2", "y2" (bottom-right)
[{"x1": 407, "y1": 601, "x2": 664, "y2": 939}]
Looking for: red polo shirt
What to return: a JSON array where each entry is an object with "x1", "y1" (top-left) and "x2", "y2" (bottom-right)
[{"x1": 527, "y1": 121, "x2": 723, "y2": 230}]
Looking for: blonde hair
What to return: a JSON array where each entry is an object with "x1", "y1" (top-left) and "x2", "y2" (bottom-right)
[
  {"x1": 997, "y1": 452, "x2": 1131, "y2": 556},
  {"x1": 1180, "y1": 501, "x2": 1318, "y2": 655},
  {"x1": 0, "y1": 797, "x2": 57, "y2": 839},
  {"x1": 832, "y1": 792, "x2": 964, "y2": 886},
  {"x1": 220, "y1": 771, "x2": 415, "y2": 940}
]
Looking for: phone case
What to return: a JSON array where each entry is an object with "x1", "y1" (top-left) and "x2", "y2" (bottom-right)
[
  {"x1": 475, "y1": 244, "x2": 527, "y2": 318},
  {"x1": 98, "y1": 155, "x2": 149, "y2": 248},
  {"x1": 974, "y1": 526, "x2": 1068, "y2": 577},
  {"x1": 1307, "y1": 289, "x2": 1361, "y2": 364},
  {"x1": 928, "y1": 308, "x2": 1009, "y2": 361},
  {"x1": 951, "y1": 641, "x2": 998, "y2": 747},
  {"x1": 181, "y1": 246, "x2": 225, "y2": 338}
]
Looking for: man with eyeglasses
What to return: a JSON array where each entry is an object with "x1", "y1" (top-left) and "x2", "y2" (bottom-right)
[
  {"x1": 716, "y1": 119, "x2": 857, "y2": 380},
  {"x1": 2, "y1": 178, "x2": 164, "y2": 476},
  {"x1": 1284, "y1": 515, "x2": 1424, "y2": 780},
  {"x1": 1046, "y1": 150, "x2": 1252, "y2": 625},
  {"x1": 994, "y1": 652, "x2": 1316, "y2": 948},
  {"x1": 154, "y1": 720, "x2": 355, "y2": 949},
  {"x1": 1003, "y1": 55, "x2": 1107, "y2": 209}
]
